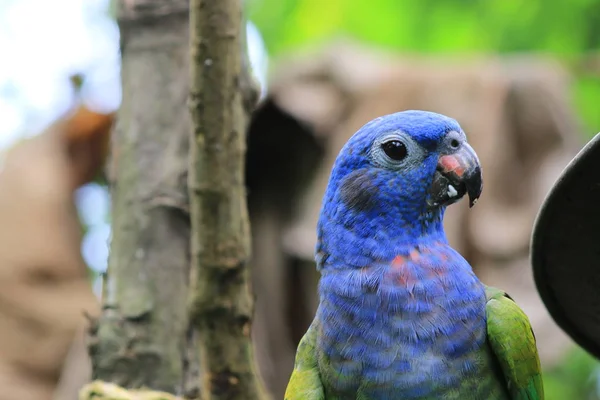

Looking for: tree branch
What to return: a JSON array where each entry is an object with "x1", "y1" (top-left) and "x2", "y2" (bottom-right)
[
  {"x1": 188, "y1": 1, "x2": 264, "y2": 400},
  {"x1": 88, "y1": 0, "x2": 193, "y2": 395}
]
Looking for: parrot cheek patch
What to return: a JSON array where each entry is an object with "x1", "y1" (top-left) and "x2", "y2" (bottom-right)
[{"x1": 339, "y1": 169, "x2": 377, "y2": 212}]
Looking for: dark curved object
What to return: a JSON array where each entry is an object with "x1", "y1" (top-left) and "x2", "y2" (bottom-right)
[{"x1": 531, "y1": 133, "x2": 600, "y2": 359}]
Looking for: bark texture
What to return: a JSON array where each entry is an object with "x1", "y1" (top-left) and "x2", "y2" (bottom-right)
[
  {"x1": 188, "y1": 1, "x2": 264, "y2": 400},
  {"x1": 89, "y1": 0, "x2": 193, "y2": 395}
]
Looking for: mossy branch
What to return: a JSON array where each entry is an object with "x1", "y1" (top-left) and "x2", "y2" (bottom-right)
[
  {"x1": 79, "y1": 381, "x2": 183, "y2": 400},
  {"x1": 188, "y1": 1, "x2": 264, "y2": 400}
]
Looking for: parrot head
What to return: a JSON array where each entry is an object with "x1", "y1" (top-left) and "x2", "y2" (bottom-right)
[{"x1": 316, "y1": 110, "x2": 483, "y2": 267}]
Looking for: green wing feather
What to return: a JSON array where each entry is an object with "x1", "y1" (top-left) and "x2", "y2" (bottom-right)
[
  {"x1": 285, "y1": 321, "x2": 325, "y2": 400},
  {"x1": 485, "y1": 286, "x2": 544, "y2": 400}
]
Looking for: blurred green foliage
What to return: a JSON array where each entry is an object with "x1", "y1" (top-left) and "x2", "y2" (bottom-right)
[
  {"x1": 544, "y1": 347, "x2": 600, "y2": 400},
  {"x1": 247, "y1": 0, "x2": 600, "y2": 136}
]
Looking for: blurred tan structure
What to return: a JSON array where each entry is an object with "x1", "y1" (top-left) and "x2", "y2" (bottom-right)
[
  {"x1": 246, "y1": 42, "x2": 583, "y2": 398},
  {"x1": 0, "y1": 106, "x2": 110, "y2": 400}
]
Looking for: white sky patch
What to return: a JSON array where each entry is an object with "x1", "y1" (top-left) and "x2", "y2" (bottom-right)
[
  {"x1": 76, "y1": 182, "x2": 111, "y2": 226},
  {"x1": 0, "y1": 0, "x2": 120, "y2": 141},
  {"x1": 81, "y1": 222, "x2": 111, "y2": 273},
  {"x1": 247, "y1": 21, "x2": 269, "y2": 98}
]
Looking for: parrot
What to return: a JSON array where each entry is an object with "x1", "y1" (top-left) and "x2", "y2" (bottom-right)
[{"x1": 284, "y1": 110, "x2": 543, "y2": 400}]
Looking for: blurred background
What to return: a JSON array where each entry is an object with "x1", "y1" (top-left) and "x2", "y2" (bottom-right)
[{"x1": 2, "y1": 0, "x2": 600, "y2": 399}]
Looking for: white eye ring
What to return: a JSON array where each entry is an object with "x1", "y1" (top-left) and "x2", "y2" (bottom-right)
[
  {"x1": 370, "y1": 132, "x2": 425, "y2": 170},
  {"x1": 443, "y1": 130, "x2": 466, "y2": 153}
]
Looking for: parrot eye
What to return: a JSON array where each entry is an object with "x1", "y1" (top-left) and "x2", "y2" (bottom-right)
[
  {"x1": 450, "y1": 139, "x2": 460, "y2": 149},
  {"x1": 381, "y1": 140, "x2": 407, "y2": 161},
  {"x1": 370, "y1": 133, "x2": 424, "y2": 170}
]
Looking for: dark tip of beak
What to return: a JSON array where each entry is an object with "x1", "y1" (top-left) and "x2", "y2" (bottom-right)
[
  {"x1": 428, "y1": 143, "x2": 483, "y2": 209},
  {"x1": 465, "y1": 164, "x2": 483, "y2": 208}
]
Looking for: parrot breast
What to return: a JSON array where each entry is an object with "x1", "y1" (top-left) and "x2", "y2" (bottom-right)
[{"x1": 315, "y1": 242, "x2": 510, "y2": 400}]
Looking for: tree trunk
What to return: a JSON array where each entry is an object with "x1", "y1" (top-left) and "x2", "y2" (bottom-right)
[
  {"x1": 188, "y1": 1, "x2": 265, "y2": 400},
  {"x1": 88, "y1": 0, "x2": 194, "y2": 395}
]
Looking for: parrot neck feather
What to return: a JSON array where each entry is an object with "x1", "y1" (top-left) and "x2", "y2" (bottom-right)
[{"x1": 316, "y1": 192, "x2": 447, "y2": 269}]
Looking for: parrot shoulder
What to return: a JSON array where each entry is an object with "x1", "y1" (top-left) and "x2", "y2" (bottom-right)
[
  {"x1": 485, "y1": 286, "x2": 544, "y2": 400},
  {"x1": 285, "y1": 320, "x2": 325, "y2": 400}
]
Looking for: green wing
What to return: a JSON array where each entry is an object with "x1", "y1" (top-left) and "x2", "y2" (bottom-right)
[
  {"x1": 485, "y1": 286, "x2": 544, "y2": 400},
  {"x1": 285, "y1": 321, "x2": 326, "y2": 400}
]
